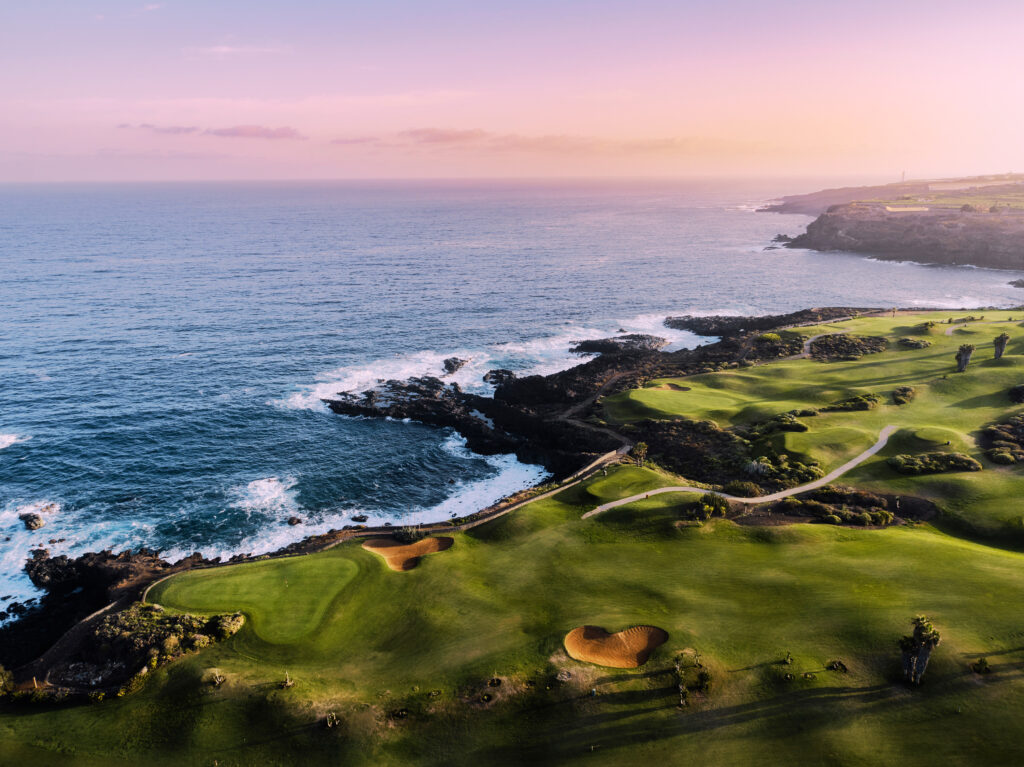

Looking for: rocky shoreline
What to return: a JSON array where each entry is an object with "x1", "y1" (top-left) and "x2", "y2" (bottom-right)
[{"x1": 0, "y1": 306, "x2": 890, "y2": 680}]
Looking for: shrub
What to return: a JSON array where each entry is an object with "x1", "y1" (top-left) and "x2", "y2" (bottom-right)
[
  {"x1": 898, "y1": 337, "x2": 931, "y2": 349},
  {"x1": 791, "y1": 408, "x2": 818, "y2": 417},
  {"x1": 822, "y1": 393, "x2": 882, "y2": 412},
  {"x1": 756, "y1": 333, "x2": 782, "y2": 344},
  {"x1": 0, "y1": 664, "x2": 12, "y2": 698},
  {"x1": 823, "y1": 514, "x2": 842, "y2": 525},
  {"x1": 693, "y1": 492, "x2": 730, "y2": 519},
  {"x1": 892, "y1": 386, "x2": 916, "y2": 405},
  {"x1": 209, "y1": 612, "x2": 246, "y2": 640},
  {"x1": 887, "y1": 452, "x2": 982, "y2": 475},
  {"x1": 1009, "y1": 384, "x2": 1024, "y2": 404},
  {"x1": 724, "y1": 480, "x2": 762, "y2": 497},
  {"x1": 393, "y1": 526, "x2": 426, "y2": 544}
]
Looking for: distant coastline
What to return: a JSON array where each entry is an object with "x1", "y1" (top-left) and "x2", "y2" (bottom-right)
[{"x1": 765, "y1": 174, "x2": 1024, "y2": 272}]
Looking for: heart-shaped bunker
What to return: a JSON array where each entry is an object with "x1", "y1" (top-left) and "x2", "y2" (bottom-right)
[{"x1": 563, "y1": 625, "x2": 669, "y2": 668}]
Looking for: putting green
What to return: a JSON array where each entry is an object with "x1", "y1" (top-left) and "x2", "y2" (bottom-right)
[{"x1": 151, "y1": 554, "x2": 359, "y2": 644}]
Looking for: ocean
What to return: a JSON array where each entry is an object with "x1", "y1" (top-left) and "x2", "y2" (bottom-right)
[{"x1": 2, "y1": 178, "x2": 1023, "y2": 613}]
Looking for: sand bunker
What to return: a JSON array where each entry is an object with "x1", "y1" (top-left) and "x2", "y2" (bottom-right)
[
  {"x1": 652, "y1": 383, "x2": 690, "y2": 391},
  {"x1": 361, "y1": 536, "x2": 453, "y2": 571},
  {"x1": 563, "y1": 625, "x2": 669, "y2": 668}
]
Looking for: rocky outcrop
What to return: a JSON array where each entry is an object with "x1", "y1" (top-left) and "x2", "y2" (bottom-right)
[
  {"x1": 443, "y1": 357, "x2": 467, "y2": 375},
  {"x1": 665, "y1": 307, "x2": 871, "y2": 337},
  {"x1": 19, "y1": 513, "x2": 45, "y2": 531},
  {"x1": 787, "y1": 203, "x2": 1024, "y2": 270},
  {"x1": 809, "y1": 334, "x2": 888, "y2": 361},
  {"x1": 571, "y1": 334, "x2": 668, "y2": 355}
]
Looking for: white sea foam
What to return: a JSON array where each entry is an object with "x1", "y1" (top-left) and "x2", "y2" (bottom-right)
[
  {"x1": 0, "y1": 500, "x2": 61, "y2": 621},
  {"x1": 156, "y1": 437, "x2": 548, "y2": 563},
  {"x1": 272, "y1": 312, "x2": 713, "y2": 411},
  {"x1": 0, "y1": 434, "x2": 30, "y2": 450},
  {"x1": 231, "y1": 476, "x2": 299, "y2": 513}
]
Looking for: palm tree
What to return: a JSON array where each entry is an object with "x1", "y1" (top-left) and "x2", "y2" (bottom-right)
[
  {"x1": 632, "y1": 441, "x2": 648, "y2": 467},
  {"x1": 955, "y1": 343, "x2": 976, "y2": 372},
  {"x1": 899, "y1": 615, "x2": 941, "y2": 685},
  {"x1": 994, "y1": 332, "x2": 1011, "y2": 359}
]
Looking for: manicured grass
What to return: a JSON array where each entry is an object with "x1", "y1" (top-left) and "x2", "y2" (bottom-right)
[
  {"x1": 6, "y1": 311, "x2": 1024, "y2": 765},
  {"x1": 5, "y1": 478, "x2": 1024, "y2": 765},
  {"x1": 603, "y1": 311, "x2": 1024, "y2": 536},
  {"x1": 153, "y1": 555, "x2": 359, "y2": 644}
]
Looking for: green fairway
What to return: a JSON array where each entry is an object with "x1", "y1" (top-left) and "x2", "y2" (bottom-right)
[
  {"x1": 6, "y1": 310, "x2": 1024, "y2": 766},
  {"x1": 603, "y1": 311, "x2": 1024, "y2": 536}
]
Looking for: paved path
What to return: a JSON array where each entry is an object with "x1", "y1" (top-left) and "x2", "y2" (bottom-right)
[
  {"x1": 582, "y1": 425, "x2": 898, "y2": 519},
  {"x1": 944, "y1": 320, "x2": 1017, "y2": 336}
]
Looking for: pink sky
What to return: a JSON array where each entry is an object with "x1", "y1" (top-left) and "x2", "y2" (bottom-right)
[{"x1": 2, "y1": 0, "x2": 1023, "y2": 181}]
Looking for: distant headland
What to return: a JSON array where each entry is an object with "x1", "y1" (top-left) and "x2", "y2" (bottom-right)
[{"x1": 764, "y1": 174, "x2": 1024, "y2": 272}]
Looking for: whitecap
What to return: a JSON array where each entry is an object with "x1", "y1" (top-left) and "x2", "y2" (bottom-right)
[{"x1": 0, "y1": 434, "x2": 30, "y2": 450}]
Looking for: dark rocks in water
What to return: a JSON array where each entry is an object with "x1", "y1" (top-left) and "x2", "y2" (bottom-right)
[
  {"x1": 20, "y1": 513, "x2": 45, "y2": 531},
  {"x1": 772, "y1": 233, "x2": 793, "y2": 243},
  {"x1": 443, "y1": 357, "x2": 467, "y2": 375},
  {"x1": 287, "y1": 516, "x2": 302, "y2": 526},
  {"x1": 665, "y1": 308, "x2": 873, "y2": 337},
  {"x1": 1010, "y1": 279, "x2": 1024, "y2": 288},
  {"x1": 809, "y1": 334, "x2": 888, "y2": 361},
  {"x1": 571, "y1": 334, "x2": 668, "y2": 355},
  {"x1": 351, "y1": 514, "x2": 368, "y2": 523},
  {"x1": 483, "y1": 368, "x2": 516, "y2": 387}
]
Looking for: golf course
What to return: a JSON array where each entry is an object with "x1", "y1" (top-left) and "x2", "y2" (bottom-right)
[{"x1": 4, "y1": 311, "x2": 1024, "y2": 766}]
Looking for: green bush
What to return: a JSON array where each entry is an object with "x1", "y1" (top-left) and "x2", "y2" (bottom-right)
[
  {"x1": 898, "y1": 337, "x2": 931, "y2": 349},
  {"x1": 393, "y1": 526, "x2": 426, "y2": 544},
  {"x1": 822, "y1": 393, "x2": 882, "y2": 412},
  {"x1": 892, "y1": 386, "x2": 916, "y2": 405},
  {"x1": 724, "y1": 480, "x2": 762, "y2": 497},
  {"x1": 756, "y1": 333, "x2": 782, "y2": 344},
  {"x1": 887, "y1": 452, "x2": 982, "y2": 475}
]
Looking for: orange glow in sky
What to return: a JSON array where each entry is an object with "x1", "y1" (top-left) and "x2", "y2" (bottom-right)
[{"x1": 2, "y1": 0, "x2": 1023, "y2": 181}]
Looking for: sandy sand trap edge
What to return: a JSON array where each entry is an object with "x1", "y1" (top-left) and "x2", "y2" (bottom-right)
[
  {"x1": 361, "y1": 536, "x2": 454, "y2": 571},
  {"x1": 563, "y1": 625, "x2": 669, "y2": 668}
]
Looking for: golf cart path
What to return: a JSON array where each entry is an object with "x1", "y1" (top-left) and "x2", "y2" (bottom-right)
[
  {"x1": 944, "y1": 320, "x2": 1018, "y2": 336},
  {"x1": 582, "y1": 424, "x2": 898, "y2": 519}
]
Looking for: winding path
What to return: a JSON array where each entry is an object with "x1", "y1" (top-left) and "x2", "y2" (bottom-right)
[
  {"x1": 581, "y1": 425, "x2": 898, "y2": 519},
  {"x1": 944, "y1": 319, "x2": 1018, "y2": 336}
]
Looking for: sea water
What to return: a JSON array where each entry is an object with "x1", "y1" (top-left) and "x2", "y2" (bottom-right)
[{"x1": 2, "y1": 178, "x2": 1022, "y2": 612}]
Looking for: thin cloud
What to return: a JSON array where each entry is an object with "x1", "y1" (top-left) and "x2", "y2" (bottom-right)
[
  {"x1": 204, "y1": 125, "x2": 306, "y2": 140},
  {"x1": 124, "y1": 123, "x2": 201, "y2": 135},
  {"x1": 397, "y1": 128, "x2": 490, "y2": 144},
  {"x1": 119, "y1": 123, "x2": 305, "y2": 140},
  {"x1": 330, "y1": 128, "x2": 764, "y2": 156},
  {"x1": 142, "y1": 3, "x2": 163, "y2": 11}
]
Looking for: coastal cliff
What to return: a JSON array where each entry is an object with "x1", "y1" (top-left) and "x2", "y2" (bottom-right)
[
  {"x1": 768, "y1": 175, "x2": 1024, "y2": 270},
  {"x1": 789, "y1": 203, "x2": 1024, "y2": 269}
]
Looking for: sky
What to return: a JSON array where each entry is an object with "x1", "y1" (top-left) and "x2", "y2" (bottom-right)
[{"x1": 2, "y1": 0, "x2": 1023, "y2": 182}]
